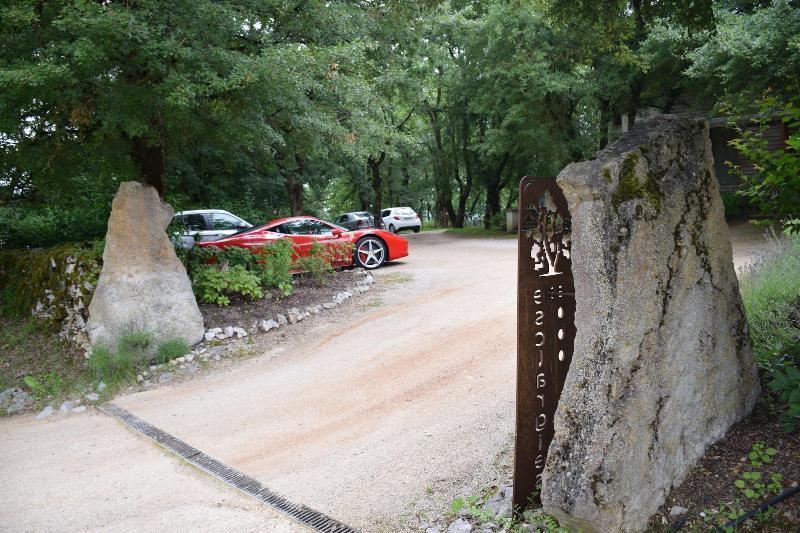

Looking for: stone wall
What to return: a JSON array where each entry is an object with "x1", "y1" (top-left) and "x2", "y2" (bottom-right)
[{"x1": 541, "y1": 116, "x2": 760, "y2": 531}]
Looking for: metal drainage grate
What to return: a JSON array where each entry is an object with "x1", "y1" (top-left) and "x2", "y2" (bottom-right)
[{"x1": 99, "y1": 403, "x2": 359, "y2": 533}]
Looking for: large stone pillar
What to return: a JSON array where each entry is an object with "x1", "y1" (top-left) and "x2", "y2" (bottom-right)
[
  {"x1": 87, "y1": 182, "x2": 204, "y2": 355},
  {"x1": 541, "y1": 116, "x2": 759, "y2": 531}
]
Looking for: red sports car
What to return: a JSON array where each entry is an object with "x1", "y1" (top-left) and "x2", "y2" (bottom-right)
[{"x1": 198, "y1": 215, "x2": 409, "y2": 270}]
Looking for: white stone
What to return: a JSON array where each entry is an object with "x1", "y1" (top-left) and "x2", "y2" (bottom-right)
[
  {"x1": 669, "y1": 506, "x2": 688, "y2": 517},
  {"x1": 447, "y1": 518, "x2": 472, "y2": 533},
  {"x1": 97, "y1": 381, "x2": 106, "y2": 392},
  {"x1": 323, "y1": 302, "x2": 337, "y2": 309},
  {"x1": 259, "y1": 319, "x2": 279, "y2": 332},
  {"x1": 36, "y1": 405, "x2": 54, "y2": 419},
  {"x1": 232, "y1": 327, "x2": 247, "y2": 338},
  {"x1": 85, "y1": 393, "x2": 100, "y2": 402},
  {"x1": 223, "y1": 326, "x2": 234, "y2": 338},
  {"x1": 87, "y1": 182, "x2": 204, "y2": 355},
  {"x1": 71, "y1": 405, "x2": 87, "y2": 413},
  {"x1": 59, "y1": 401, "x2": 74, "y2": 414}
]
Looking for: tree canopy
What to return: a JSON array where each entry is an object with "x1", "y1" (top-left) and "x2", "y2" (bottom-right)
[{"x1": 1, "y1": 0, "x2": 798, "y2": 247}]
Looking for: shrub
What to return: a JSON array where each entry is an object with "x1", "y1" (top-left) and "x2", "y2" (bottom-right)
[
  {"x1": 192, "y1": 264, "x2": 263, "y2": 306},
  {"x1": 769, "y1": 364, "x2": 800, "y2": 432},
  {"x1": 294, "y1": 241, "x2": 353, "y2": 285},
  {"x1": 739, "y1": 232, "x2": 800, "y2": 431},
  {"x1": 256, "y1": 239, "x2": 294, "y2": 295},
  {"x1": 727, "y1": 94, "x2": 800, "y2": 234},
  {"x1": 739, "y1": 232, "x2": 800, "y2": 361},
  {"x1": 721, "y1": 191, "x2": 748, "y2": 217},
  {"x1": 156, "y1": 339, "x2": 189, "y2": 364}
]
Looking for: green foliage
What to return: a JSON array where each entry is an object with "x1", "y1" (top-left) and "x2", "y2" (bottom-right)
[
  {"x1": 294, "y1": 241, "x2": 353, "y2": 285},
  {"x1": 448, "y1": 488, "x2": 565, "y2": 532},
  {"x1": 255, "y1": 239, "x2": 295, "y2": 295},
  {"x1": 739, "y1": 232, "x2": 800, "y2": 432},
  {"x1": 156, "y1": 339, "x2": 190, "y2": 365},
  {"x1": 703, "y1": 443, "x2": 784, "y2": 529},
  {"x1": 687, "y1": 2, "x2": 800, "y2": 111},
  {"x1": 23, "y1": 371, "x2": 67, "y2": 403},
  {"x1": 720, "y1": 191, "x2": 748, "y2": 217},
  {"x1": 192, "y1": 264, "x2": 263, "y2": 306},
  {"x1": 747, "y1": 441, "x2": 778, "y2": 467},
  {"x1": 738, "y1": 233, "x2": 800, "y2": 363},
  {"x1": 769, "y1": 364, "x2": 800, "y2": 432},
  {"x1": 727, "y1": 94, "x2": 800, "y2": 230}
]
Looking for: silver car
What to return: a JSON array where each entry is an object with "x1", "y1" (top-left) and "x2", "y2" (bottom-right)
[
  {"x1": 169, "y1": 209, "x2": 252, "y2": 249},
  {"x1": 333, "y1": 211, "x2": 382, "y2": 230}
]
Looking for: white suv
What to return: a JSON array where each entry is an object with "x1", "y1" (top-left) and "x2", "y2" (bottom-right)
[
  {"x1": 169, "y1": 209, "x2": 252, "y2": 248},
  {"x1": 381, "y1": 207, "x2": 421, "y2": 233}
]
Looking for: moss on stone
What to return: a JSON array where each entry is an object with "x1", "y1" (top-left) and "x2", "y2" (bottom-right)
[
  {"x1": 0, "y1": 243, "x2": 101, "y2": 319},
  {"x1": 611, "y1": 152, "x2": 663, "y2": 214},
  {"x1": 602, "y1": 167, "x2": 612, "y2": 184}
]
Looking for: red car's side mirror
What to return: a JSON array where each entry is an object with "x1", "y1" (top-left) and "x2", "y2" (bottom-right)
[{"x1": 331, "y1": 229, "x2": 342, "y2": 237}]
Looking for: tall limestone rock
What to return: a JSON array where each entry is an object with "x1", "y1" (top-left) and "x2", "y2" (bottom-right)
[
  {"x1": 541, "y1": 116, "x2": 759, "y2": 531},
  {"x1": 87, "y1": 182, "x2": 204, "y2": 355}
]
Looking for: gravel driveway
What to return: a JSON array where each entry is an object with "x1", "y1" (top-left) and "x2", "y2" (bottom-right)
[{"x1": 0, "y1": 226, "x2": 768, "y2": 532}]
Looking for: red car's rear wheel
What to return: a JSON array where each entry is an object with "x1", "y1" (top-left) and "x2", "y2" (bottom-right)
[{"x1": 354, "y1": 237, "x2": 386, "y2": 269}]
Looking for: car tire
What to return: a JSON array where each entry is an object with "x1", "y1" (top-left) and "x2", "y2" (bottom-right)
[
  {"x1": 413, "y1": 226, "x2": 421, "y2": 233},
  {"x1": 389, "y1": 224, "x2": 396, "y2": 233},
  {"x1": 354, "y1": 237, "x2": 387, "y2": 270}
]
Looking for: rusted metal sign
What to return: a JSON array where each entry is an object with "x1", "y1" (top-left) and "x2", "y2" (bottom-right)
[{"x1": 513, "y1": 176, "x2": 576, "y2": 511}]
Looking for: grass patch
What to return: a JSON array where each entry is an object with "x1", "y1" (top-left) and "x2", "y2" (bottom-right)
[
  {"x1": 1, "y1": 316, "x2": 86, "y2": 406},
  {"x1": 22, "y1": 371, "x2": 71, "y2": 403},
  {"x1": 87, "y1": 345, "x2": 136, "y2": 394},
  {"x1": 739, "y1": 230, "x2": 800, "y2": 432},
  {"x1": 156, "y1": 338, "x2": 189, "y2": 364},
  {"x1": 118, "y1": 330, "x2": 152, "y2": 355},
  {"x1": 739, "y1": 232, "x2": 800, "y2": 363}
]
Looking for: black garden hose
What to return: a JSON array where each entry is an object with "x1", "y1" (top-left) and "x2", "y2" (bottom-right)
[
  {"x1": 720, "y1": 483, "x2": 800, "y2": 531},
  {"x1": 669, "y1": 483, "x2": 799, "y2": 532}
]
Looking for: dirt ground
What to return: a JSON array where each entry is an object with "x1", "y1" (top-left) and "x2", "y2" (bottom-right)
[
  {"x1": 200, "y1": 270, "x2": 359, "y2": 329},
  {"x1": 648, "y1": 402, "x2": 800, "y2": 531},
  {"x1": 0, "y1": 223, "x2": 793, "y2": 532}
]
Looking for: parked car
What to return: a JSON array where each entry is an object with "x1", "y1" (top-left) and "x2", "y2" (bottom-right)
[
  {"x1": 333, "y1": 211, "x2": 382, "y2": 230},
  {"x1": 169, "y1": 209, "x2": 252, "y2": 249},
  {"x1": 380, "y1": 207, "x2": 421, "y2": 233},
  {"x1": 198, "y1": 215, "x2": 408, "y2": 270}
]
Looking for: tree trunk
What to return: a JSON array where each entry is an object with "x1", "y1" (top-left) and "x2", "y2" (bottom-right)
[
  {"x1": 483, "y1": 153, "x2": 510, "y2": 229},
  {"x1": 428, "y1": 89, "x2": 456, "y2": 228},
  {"x1": 284, "y1": 154, "x2": 305, "y2": 215},
  {"x1": 130, "y1": 118, "x2": 166, "y2": 198},
  {"x1": 368, "y1": 151, "x2": 386, "y2": 222},
  {"x1": 285, "y1": 173, "x2": 304, "y2": 215}
]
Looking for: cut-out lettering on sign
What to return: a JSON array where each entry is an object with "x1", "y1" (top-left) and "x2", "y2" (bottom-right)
[{"x1": 513, "y1": 176, "x2": 576, "y2": 511}]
